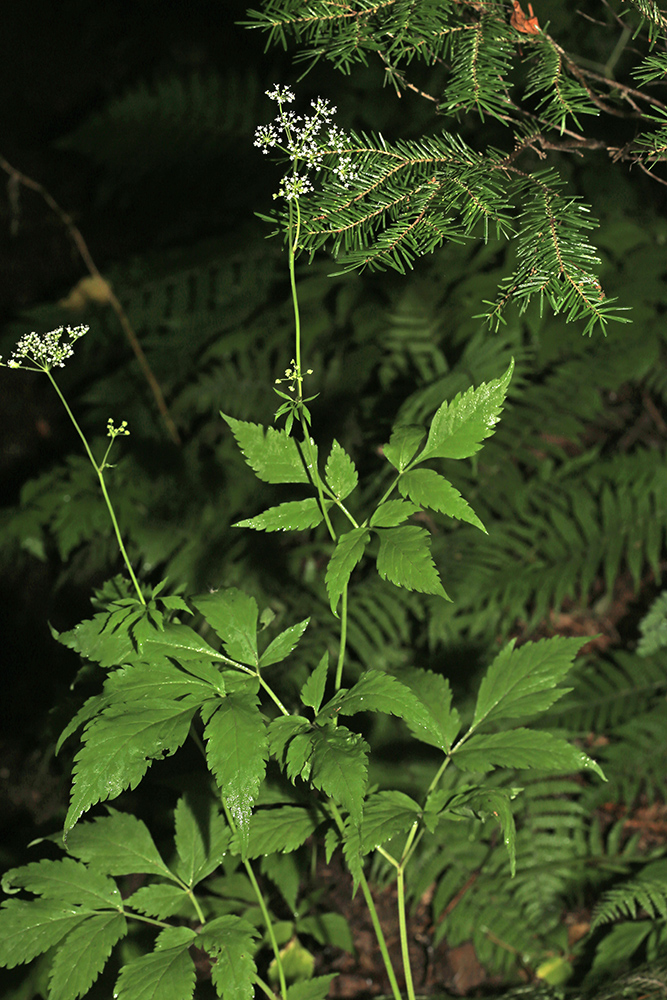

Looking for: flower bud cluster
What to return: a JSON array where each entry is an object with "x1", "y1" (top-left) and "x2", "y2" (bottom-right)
[
  {"x1": 0, "y1": 325, "x2": 89, "y2": 372},
  {"x1": 254, "y1": 85, "x2": 358, "y2": 201}
]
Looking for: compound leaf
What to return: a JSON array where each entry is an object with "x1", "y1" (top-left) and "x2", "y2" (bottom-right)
[
  {"x1": 127, "y1": 883, "x2": 191, "y2": 919},
  {"x1": 369, "y1": 500, "x2": 419, "y2": 528},
  {"x1": 231, "y1": 806, "x2": 320, "y2": 858},
  {"x1": 139, "y1": 622, "x2": 221, "y2": 661},
  {"x1": 287, "y1": 975, "x2": 338, "y2": 1000},
  {"x1": 361, "y1": 791, "x2": 422, "y2": 854},
  {"x1": 383, "y1": 425, "x2": 426, "y2": 472},
  {"x1": 393, "y1": 666, "x2": 460, "y2": 752},
  {"x1": 300, "y1": 652, "x2": 329, "y2": 713},
  {"x1": 173, "y1": 795, "x2": 231, "y2": 887},
  {"x1": 317, "y1": 670, "x2": 437, "y2": 746}
]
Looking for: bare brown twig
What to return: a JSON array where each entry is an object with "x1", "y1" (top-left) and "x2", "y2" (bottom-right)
[{"x1": 0, "y1": 154, "x2": 181, "y2": 446}]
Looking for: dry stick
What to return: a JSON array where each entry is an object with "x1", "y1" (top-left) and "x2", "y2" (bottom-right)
[{"x1": 0, "y1": 154, "x2": 181, "y2": 446}]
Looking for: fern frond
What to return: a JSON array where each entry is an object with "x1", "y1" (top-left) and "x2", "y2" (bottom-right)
[
  {"x1": 58, "y1": 70, "x2": 263, "y2": 181},
  {"x1": 592, "y1": 875, "x2": 667, "y2": 929},
  {"x1": 638, "y1": 591, "x2": 667, "y2": 657},
  {"x1": 548, "y1": 649, "x2": 667, "y2": 734}
]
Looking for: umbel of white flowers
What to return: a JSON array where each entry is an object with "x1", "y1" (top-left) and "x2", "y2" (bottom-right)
[
  {"x1": 0, "y1": 325, "x2": 89, "y2": 372},
  {"x1": 253, "y1": 84, "x2": 358, "y2": 201}
]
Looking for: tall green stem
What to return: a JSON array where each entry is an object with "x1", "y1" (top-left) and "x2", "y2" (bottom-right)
[
  {"x1": 221, "y1": 799, "x2": 288, "y2": 1000},
  {"x1": 396, "y1": 866, "x2": 416, "y2": 1000},
  {"x1": 47, "y1": 372, "x2": 145, "y2": 604}
]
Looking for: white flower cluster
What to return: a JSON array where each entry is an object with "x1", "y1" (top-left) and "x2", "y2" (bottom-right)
[
  {"x1": 254, "y1": 86, "x2": 358, "y2": 201},
  {"x1": 0, "y1": 324, "x2": 89, "y2": 372}
]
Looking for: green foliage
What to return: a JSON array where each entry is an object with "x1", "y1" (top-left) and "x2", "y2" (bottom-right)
[{"x1": 3, "y1": 0, "x2": 667, "y2": 997}]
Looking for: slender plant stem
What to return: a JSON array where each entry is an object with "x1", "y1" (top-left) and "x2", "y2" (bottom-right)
[
  {"x1": 396, "y1": 865, "x2": 416, "y2": 1000},
  {"x1": 221, "y1": 799, "x2": 288, "y2": 1000},
  {"x1": 186, "y1": 887, "x2": 206, "y2": 926},
  {"x1": 254, "y1": 974, "x2": 282, "y2": 1000},
  {"x1": 244, "y1": 860, "x2": 287, "y2": 1000},
  {"x1": 47, "y1": 372, "x2": 145, "y2": 604},
  {"x1": 358, "y1": 873, "x2": 403, "y2": 1000},
  {"x1": 328, "y1": 803, "x2": 402, "y2": 1000},
  {"x1": 334, "y1": 584, "x2": 349, "y2": 692}
]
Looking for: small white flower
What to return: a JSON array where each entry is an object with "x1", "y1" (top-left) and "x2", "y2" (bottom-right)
[
  {"x1": 0, "y1": 325, "x2": 89, "y2": 372},
  {"x1": 256, "y1": 86, "x2": 356, "y2": 203},
  {"x1": 266, "y1": 85, "x2": 295, "y2": 104}
]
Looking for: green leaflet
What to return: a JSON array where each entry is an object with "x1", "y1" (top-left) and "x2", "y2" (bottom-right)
[
  {"x1": 300, "y1": 651, "x2": 329, "y2": 713},
  {"x1": 0, "y1": 900, "x2": 89, "y2": 968},
  {"x1": 48, "y1": 911, "x2": 127, "y2": 1000},
  {"x1": 230, "y1": 805, "x2": 321, "y2": 858},
  {"x1": 114, "y1": 942, "x2": 196, "y2": 1000},
  {"x1": 126, "y1": 883, "x2": 192, "y2": 919},
  {"x1": 397, "y1": 468, "x2": 486, "y2": 532},
  {"x1": 260, "y1": 617, "x2": 310, "y2": 667},
  {"x1": 268, "y1": 714, "x2": 311, "y2": 763},
  {"x1": 325, "y1": 526, "x2": 371, "y2": 615},
  {"x1": 262, "y1": 851, "x2": 301, "y2": 911},
  {"x1": 360, "y1": 790, "x2": 422, "y2": 854},
  {"x1": 417, "y1": 359, "x2": 514, "y2": 462},
  {"x1": 393, "y1": 666, "x2": 461, "y2": 752},
  {"x1": 286, "y1": 974, "x2": 339, "y2": 1000},
  {"x1": 375, "y1": 525, "x2": 449, "y2": 599},
  {"x1": 471, "y1": 635, "x2": 584, "y2": 730},
  {"x1": 203, "y1": 692, "x2": 268, "y2": 855},
  {"x1": 54, "y1": 609, "x2": 135, "y2": 667},
  {"x1": 2, "y1": 858, "x2": 120, "y2": 910},
  {"x1": 325, "y1": 439, "x2": 358, "y2": 499},
  {"x1": 139, "y1": 621, "x2": 222, "y2": 661},
  {"x1": 192, "y1": 588, "x2": 259, "y2": 666},
  {"x1": 454, "y1": 728, "x2": 606, "y2": 780},
  {"x1": 235, "y1": 498, "x2": 331, "y2": 531},
  {"x1": 65, "y1": 700, "x2": 197, "y2": 833},
  {"x1": 317, "y1": 670, "x2": 439, "y2": 748},
  {"x1": 221, "y1": 412, "x2": 315, "y2": 484},
  {"x1": 309, "y1": 724, "x2": 369, "y2": 828},
  {"x1": 64, "y1": 809, "x2": 173, "y2": 879},
  {"x1": 369, "y1": 499, "x2": 420, "y2": 527},
  {"x1": 383, "y1": 424, "x2": 426, "y2": 472},
  {"x1": 442, "y1": 787, "x2": 519, "y2": 877},
  {"x1": 199, "y1": 916, "x2": 259, "y2": 1000},
  {"x1": 173, "y1": 794, "x2": 231, "y2": 887}
]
